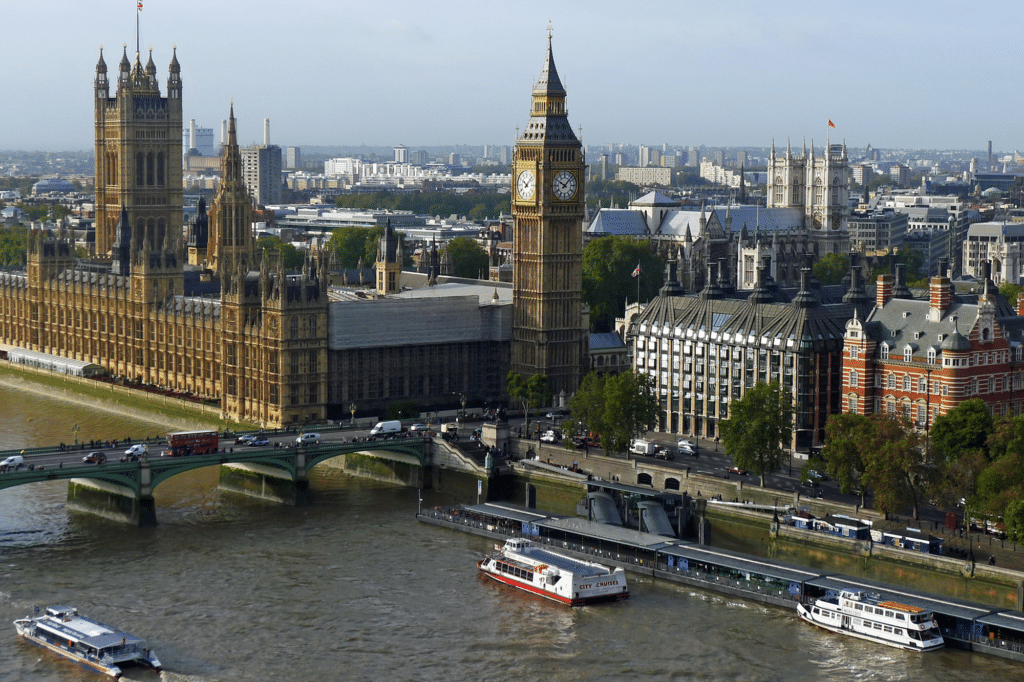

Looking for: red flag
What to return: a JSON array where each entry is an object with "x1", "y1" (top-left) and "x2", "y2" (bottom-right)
[
  {"x1": 828, "y1": 119, "x2": 836, "y2": 128},
  {"x1": 631, "y1": 264, "x2": 641, "y2": 278},
  {"x1": 138, "y1": 1, "x2": 143, "y2": 10}
]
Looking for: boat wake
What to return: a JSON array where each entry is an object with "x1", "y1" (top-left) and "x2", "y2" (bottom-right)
[{"x1": 155, "y1": 671, "x2": 220, "y2": 682}]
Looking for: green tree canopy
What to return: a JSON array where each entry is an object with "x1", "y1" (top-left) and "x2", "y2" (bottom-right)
[
  {"x1": 928, "y1": 398, "x2": 993, "y2": 461},
  {"x1": 326, "y1": 226, "x2": 412, "y2": 270},
  {"x1": 256, "y1": 235, "x2": 304, "y2": 270},
  {"x1": 869, "y1": 247, "x2": 927, "y2": 286},
  {"x1": 582, "y1": 235, "x2": 663, "y2": 331},
  {"x1": 567, "y1": 370, "x2": 658, "y2": 454},
  {"x1": 812, "y1": 252, "x2": 850, "y2": 286},
  {"x1": 858, "y1": 414, "x2": 929, "y2": 518},
  {"x1": 507, "y1": 372, "x2": 550, "y2": 431},
  {"x1": 444, "y1": 236, "x2": 489, "y2": 279},
  {"x1": 333, "y1": 190, "x2": 509, "y2": 222},
  {"x1": 999, "y1": 282, "x2": 1021, "y2": 309},
  {"x1": 822, "y1": 412, "x2": 873, "y2": 503},
  {"x1": 719, "y1": 380, "x2": 793, "y2": 486},
  {"x1": 0, "y1": 226, "x2": 28, "y2": 267}
]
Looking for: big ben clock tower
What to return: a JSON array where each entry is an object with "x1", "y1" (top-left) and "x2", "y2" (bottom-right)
[{"x1": 511, "y1": 33, "x2": 586, "y2": 400}]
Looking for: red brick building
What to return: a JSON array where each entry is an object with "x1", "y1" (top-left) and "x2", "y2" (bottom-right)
[{"x1": 842, "y1": 261, "x2": 1024, "y2": 428}]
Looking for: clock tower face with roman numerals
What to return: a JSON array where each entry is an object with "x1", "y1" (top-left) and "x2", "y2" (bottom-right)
[{"x1": 511, "y1": 33, "x2": 586, "y2": 399}]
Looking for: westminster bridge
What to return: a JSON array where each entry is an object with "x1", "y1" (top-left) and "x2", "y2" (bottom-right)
[{"x1": 0, "y1": 437, "x2": 432, "y2": 525}]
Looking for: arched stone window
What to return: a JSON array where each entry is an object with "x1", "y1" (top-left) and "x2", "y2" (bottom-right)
[
  {"x1": 136, "y1": 152, "x2": 144, "y2": 186},
  {"x1": 880, "y1": 343, "x2": 890, "y2": 360},
  {"x1": 813, "y1": 178, "x2": 823, "y2": 206},
  {"x1": 146, "y1": 152, "x2": 154, "y2": 185},
  {"x1": 157, "y1": 152, "x2": 165, "y2": 186},
  {"x1": 902, "y1": 375, "x2": 911, "y2": 391},
  {"x1": 637, "y1": 472, "x2": 653, "y2": 486}
]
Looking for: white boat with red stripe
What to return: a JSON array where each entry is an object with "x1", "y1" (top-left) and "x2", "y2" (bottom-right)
[{"x1": 478, "y1": 538, "x2": 629, "y2": 606}]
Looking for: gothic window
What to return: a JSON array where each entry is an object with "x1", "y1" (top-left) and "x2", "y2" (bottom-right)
[
  {"x1": 146, "y1": 152, "x2": 154, "y2": 186},
  {"x1": 813, "y1": 179, "x2": 823, "y2": 206},
  {"x1": 136, "y1": 153, "x2": 144, "y2": 186},
  {"x1": 773, "y1": 177, "x2": 784, "y2": 204},
  {"x1": 290, "y1": 317, "x2": 299, "y2": 339},
  {"x1": 157, "y1": 152, "x2": 165, "y2": 186},
  {"x1": 831, "y1": 176, "x2": 840, "y2": 204}
]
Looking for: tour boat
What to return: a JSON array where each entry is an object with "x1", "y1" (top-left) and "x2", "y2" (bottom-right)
[
  {"x1": 796, "y1": 589, "x2": 944, "y2": 651},
  {"x1": 478, "y1": 537, "x2": 629, "y2": 606},
  {"x1": 14, "y1": 605, "x2": 162, "y2": 678}
]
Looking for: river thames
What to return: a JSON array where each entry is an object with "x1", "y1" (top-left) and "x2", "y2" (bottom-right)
[{"x1": 0, "y1": 383, "x2": 1021, "y2": 681}]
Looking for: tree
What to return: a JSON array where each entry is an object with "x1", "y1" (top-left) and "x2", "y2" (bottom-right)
[
  {"x1": 0, "y1": 226, "x2": 28, "y2": 267},
  {"x1": 567, "y1": 370, "x2": 658, "y2": 454},
  {"x1": 582, "y1": 235, "x2": 663, "y2": 331},
  {"x1": 858, "y1": 414, "x2": 927, "y2": 519},
  {"x1": 507, "y1": 372, "x2": 550, "y2": 433},
  {"x1": 719, "y1": 381, "x2": 793, "y2": 486},
  {"x1": 822, "y1": 412, "x2": 872, "y2": 504},
  {"x1": 601, "y1": 371, "x2": 658, "y2": 454},
  {"x1": 256, "y1": 235, "x2": 304, "y2": 270},
  {"x1": 444, "y1": 237, "x2": 489, "y2": 279},
  {"x1": 362, "y1": 226, "x2": 413, "y2": 270},
  {"x1": 327, "y1": 227, "x2": 373, "y2": 268},
  {"x1": 1005, "y1": 499, "x2": 1024, "y2": 543},
  {"x1": 928, "y1": 398, "x2": 993, "y2": 461},
  {"x1": 812, "y1": 253, "x2": 850, "y2": 286},
  {"x1": 999, "y1": 282, "x2": 1021, "y2": 309}
]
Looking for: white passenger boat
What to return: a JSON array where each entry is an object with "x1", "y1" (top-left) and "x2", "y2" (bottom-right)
[
  {"x1": 796, "y1": 589, "x2": 944, "y2": 651},
  {"x1": 478, "y1": 538, "x2": 629, "y2": 606},
  {"x1": 14, "y1": 605, "x2": 162, "y2": 678}
]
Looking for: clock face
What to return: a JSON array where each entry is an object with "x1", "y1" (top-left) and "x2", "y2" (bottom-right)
[
  {"x1": 516, "y1": 169, "x2": 536, "y2": 201},
  {"x1": 553, "y1": 170, "x2": 577, "y2": 200}
]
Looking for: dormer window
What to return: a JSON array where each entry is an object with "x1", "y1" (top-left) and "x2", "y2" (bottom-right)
[
  {"x1": 880, "y1": 344, "x2": 890, "y2": 360},
  {"x1": 903, "y1": 312, "x2": 910, "y2": 318},
  {"x1": 904, "y1": 346, "x2": 913, "y2": 362},
  {"x1": 927, "y1": 348, "x2": 937, "y2": 364}
]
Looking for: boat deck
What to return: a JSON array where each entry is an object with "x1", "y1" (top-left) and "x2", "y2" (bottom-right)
[{"x1": 520, "y1": 546, "x2": 610, "y2": 578}]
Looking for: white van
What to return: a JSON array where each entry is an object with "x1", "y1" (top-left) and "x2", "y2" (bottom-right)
[
  {"x1": 295, "y1": 432, "x2": 321, "y2": 445},
  {"x1": 370, "y1": 420, "x2": 402, "y2": 437},
  {"x1": 124, "y1": 444, "x2": 147, "y2": 457},
  {"x1": 629, "y1": 439, "x2": 657, "y2": 456}
]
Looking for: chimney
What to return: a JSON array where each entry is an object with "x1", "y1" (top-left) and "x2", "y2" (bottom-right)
[
  {"x1": 264, "y1": 118, "x2": 270, "y2": 146},
  {"x1": 929, "y1": 257, "x2": 952, "y2": 322},
  {"x1": 221, "y1": 119, "x2": 227, "y2": 145},
  {"x1": 189, "y1": 119, "x2": 196, "y2": 150},
  {"x1": 876, "y1": 273, "x2": 894, "y2": 309}
]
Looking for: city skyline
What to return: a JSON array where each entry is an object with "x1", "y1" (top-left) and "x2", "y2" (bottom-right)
[{"x1": 4, "y1": 0, "x2": 1023, "y2": 152}]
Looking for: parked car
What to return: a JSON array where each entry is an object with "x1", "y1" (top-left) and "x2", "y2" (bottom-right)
[
  {"x1": 1, "y1": 455, "x2": 25, "y2": 468},
  {"x1": 727, "y1": 466, "x2": 748, "y2": 476},
  {"x1": 83, "y1": 452, "x2": 107, "y2": 464},
  {"x1": 249, "y1": 437, "x2": 270, "y2": 447}
]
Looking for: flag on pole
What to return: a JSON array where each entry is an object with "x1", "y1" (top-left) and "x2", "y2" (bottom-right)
[
  {"x1": 138, "y1": 1, "x2": 143, "y2": 10},
  {"x1": 631, "y1": 263, "x2": 641, "y2": 278},
  {"x1": 828, "y1": 119, "x2": 836, "y2": 128}
]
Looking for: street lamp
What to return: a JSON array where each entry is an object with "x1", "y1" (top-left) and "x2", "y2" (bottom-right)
[
  {"x1": 349, "y1": 402, "x2": 357, "y2": 427},
  {"x1": 461, "y1": 393, "x2": 467, "y2": 419}
]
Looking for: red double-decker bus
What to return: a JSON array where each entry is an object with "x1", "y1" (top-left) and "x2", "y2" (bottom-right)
[{"x1": 163, "y1": 430, "x2": 219, "y2": 457}]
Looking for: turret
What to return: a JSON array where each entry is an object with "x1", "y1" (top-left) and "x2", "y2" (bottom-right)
[{"x1": 95, "y1": 47, "x2": 109, "y2": 100}]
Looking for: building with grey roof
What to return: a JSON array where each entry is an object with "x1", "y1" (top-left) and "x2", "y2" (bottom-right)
[{"x1": 625, "y1": 258, "x2": 865, "y2": 450}]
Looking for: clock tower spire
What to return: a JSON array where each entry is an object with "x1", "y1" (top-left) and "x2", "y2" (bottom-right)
[{"x1": 511, "y1": 32, "x2": 586, "y2": 401}]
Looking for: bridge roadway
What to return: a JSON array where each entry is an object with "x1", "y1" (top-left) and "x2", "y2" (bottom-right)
[{"x1": 0, "y1": 432, "x2": 430, "y2": 524}]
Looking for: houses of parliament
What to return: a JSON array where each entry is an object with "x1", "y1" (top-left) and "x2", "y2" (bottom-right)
[{"x1": 0, "y1": 39, "x2": 586, "y2": 427}]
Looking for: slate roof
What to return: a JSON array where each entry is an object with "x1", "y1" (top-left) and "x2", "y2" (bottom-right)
[
  {"x1": 590, "y1": 332, "x2": 626, "y2": 350},
  {"x1": 656, "y1": 206, "x2": 805, "y2": 239},
  {"x1": 631, "y1": 191, "x2": 679, "y2": 207},
  {"x1": 586, "y1": 209, "x2": 648, "y2": 236}
]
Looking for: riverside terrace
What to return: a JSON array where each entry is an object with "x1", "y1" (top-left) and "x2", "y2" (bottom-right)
[{"x1": 418, "y1": 502, "x2": 1024, "y2": 665}]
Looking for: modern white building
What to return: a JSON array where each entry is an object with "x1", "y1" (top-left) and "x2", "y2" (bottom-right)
[{"x1": 616, "y1": 166, "x2": 672, "y2": 186}]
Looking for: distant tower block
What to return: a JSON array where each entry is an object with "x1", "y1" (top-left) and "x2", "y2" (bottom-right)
[
  {"x1": 394, "y1": 145, "x2": 408, "y2": 164},
  {"x1": 264, "y1": 118, "x2": 270, "y2": 146}
]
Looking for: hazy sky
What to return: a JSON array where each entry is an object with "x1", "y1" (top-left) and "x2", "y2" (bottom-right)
[{"x1": 3, "y1": 0, "x2": 1021, "y2": 152}]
